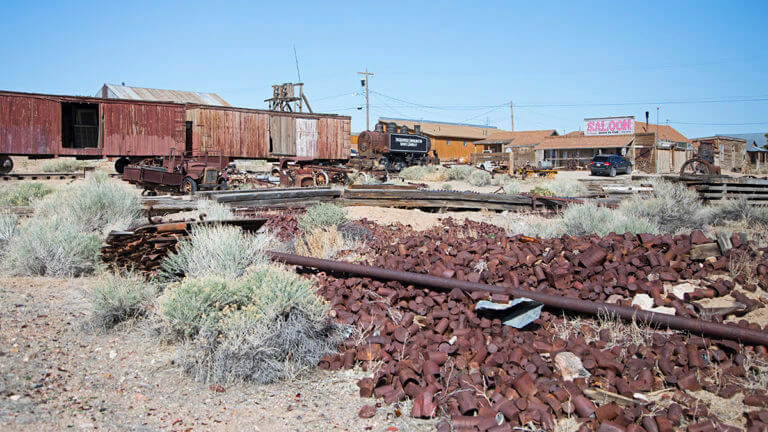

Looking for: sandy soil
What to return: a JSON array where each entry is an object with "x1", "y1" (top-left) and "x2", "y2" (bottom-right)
[
  {"x1": 0, "y1": 276, "x2": 437, "y2": 431},
  {"x1": 345, "y1": 206, "x2": 516, "y2": 231}
]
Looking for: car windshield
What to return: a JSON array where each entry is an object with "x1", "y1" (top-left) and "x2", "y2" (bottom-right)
[{"x1": 593, "y1": 156, "x2": 610, "y2": 162}]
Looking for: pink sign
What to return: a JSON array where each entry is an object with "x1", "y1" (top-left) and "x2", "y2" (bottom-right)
[{"x1": 584, "y1": 116, "x2": 635, "y2": 136}]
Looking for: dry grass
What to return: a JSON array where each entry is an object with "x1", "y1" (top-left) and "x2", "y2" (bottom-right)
[
  {"x1": 550, "y1": 311, "x2": 657, "y2": 354},
  {"x1": 729, "y1": 249, "x2": 759, "y2": 285}
]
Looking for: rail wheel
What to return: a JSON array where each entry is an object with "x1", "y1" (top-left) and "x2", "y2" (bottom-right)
[
  {"x1": 313, "y1": 170, "x2": 330, "y2": 186},
  {"x1": 680, "y1": 158, "x2": 711, "y2": 177},
  {"x1": 181, "y1": 177, "x2": 198, "y2": 194},
  {"x1": 114, "y1": 157, "x2": 130, "y2": 174},
  {"x1": 0, "y1": 156, "x2": 13, "y2": 174}
]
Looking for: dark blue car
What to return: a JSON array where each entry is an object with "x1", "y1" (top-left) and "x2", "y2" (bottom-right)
[{"x1": 589, "y1": 154, "x2": 632, "y2": 177}]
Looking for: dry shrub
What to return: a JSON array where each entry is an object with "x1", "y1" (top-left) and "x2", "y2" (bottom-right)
[
  {"x1": 0, "y1": 213, "x2": 18, "y2": 246},
  {"x1": 294, "y1": 226, "x2": 345, "y2": 258},
  {"x1": 41, "y1": 158, "x2": 88, "y2": 173},
  {"x1": 297, "y1": 203, "x2": 347, "y2": 232},
  {"x1": 468, "y1": 169, "x2": 491, "y2": 186},
  {"x1": 441, "y1": 183, "x2": 452, "y2": 191},
  {"x1": 196, "y1": 199, "x2": 234, "y2": 221},
  {"x1": 160, "y1": 224, "x2": 272, "y2": 280},
  {"x1": 560, "y1": 202, "x2": 658, "y2": 236},
  {"x1": 162, "y1": 265, "x2": 349, "y2": 384},
  {"x1": 446, "y1": 165, "x2": 474, "y2": 181},
  {"x1": 620, "y1": 178, "x2": 701, "y2": 234},
  {"x1": 546, "y1": 178, "x2": 588, "y2": 197},
  {"x1": 399, "y1": 165, "x2": 445, "y2": 181},
  {"x1": 502, "y1": 181, "x2": 521, "y2": 195},
  {"x1": 86, "y1": 273, "x2": 155, "y2": 330},
  {"x1": 551, "y1": 312, "x2": 657, "y2": 354},
  {"x1": 0, "y1": 182, "x2": 53, "y2": 206}
]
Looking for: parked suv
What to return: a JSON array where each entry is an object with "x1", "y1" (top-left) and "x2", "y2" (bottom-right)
[{"x1": 589, "y1": 154, "x2": 632, "y2": 177}]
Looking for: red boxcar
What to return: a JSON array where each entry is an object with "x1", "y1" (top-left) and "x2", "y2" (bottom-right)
[{"x1": 0, "y1": 90, "x2": 351, "y2": 173}]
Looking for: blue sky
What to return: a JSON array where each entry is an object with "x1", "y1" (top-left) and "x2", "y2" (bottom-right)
[{"x1": 1, "y1": 1, "x2": 766, "y2": 137}]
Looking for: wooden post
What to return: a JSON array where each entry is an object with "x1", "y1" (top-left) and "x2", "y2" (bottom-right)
[{"x1": 508, "y1": 151, "x2": 515, "y2": 175}]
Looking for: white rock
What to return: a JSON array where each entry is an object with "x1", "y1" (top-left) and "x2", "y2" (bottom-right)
[
  {"x1": 667, "y1": 282, "x2": 696, "y2": 300},
  {"x1": 631, "y1": 294, "x2": 654, "y2": 310},
  {"x1": 109, "y1": 350, "x2": 117, "y2": 359}
]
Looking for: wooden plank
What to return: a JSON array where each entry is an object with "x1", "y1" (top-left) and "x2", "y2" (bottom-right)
[
  {"x1": 338, "y1": 198, "x2": 530, "y2": 212},
  {"x1": 343, "y1": 189, "x2": 533, "y2": 205},
  {"x1": 214, "y1": 189, "x2": 340, "y2": 203}
]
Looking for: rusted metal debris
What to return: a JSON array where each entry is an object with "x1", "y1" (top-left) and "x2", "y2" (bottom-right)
[
  {"x1": 269, "y1": 251, "x2": 768, "y2": 346},
  {"x1": 305, "y1": 219, "x2": 768, "y2": 430}
]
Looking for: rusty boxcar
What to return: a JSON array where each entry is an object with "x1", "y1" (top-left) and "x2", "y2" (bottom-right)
[{"x1": 0, "y1": 90, "x2": 351, "y2": 174}]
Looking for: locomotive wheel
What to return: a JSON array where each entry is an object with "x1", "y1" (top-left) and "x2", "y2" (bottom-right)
[
  {"x1": 0, "y1": 156, "x2": 13, "y2": 174},
  {"x1": 181, "y1": 177, "x2": 198, "y2": 194},
  {"x1": 313, "y1": 170, "x2": 330, "y2": 186},
  {"x1": 680, "y1": 158, "x2": 711, "y2": 177}
]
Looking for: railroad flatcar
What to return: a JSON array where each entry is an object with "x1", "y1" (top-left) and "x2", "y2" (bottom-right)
[{"x1": 0, "y1": 90, "x2": 351, "y2": 174}]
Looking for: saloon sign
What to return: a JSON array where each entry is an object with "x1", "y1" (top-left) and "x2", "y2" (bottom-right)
[{"x1": 584, "y1": 116, "x2": 635, "y2": 136}]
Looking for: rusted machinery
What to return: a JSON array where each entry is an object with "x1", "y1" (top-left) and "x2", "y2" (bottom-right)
[
  {"x1": 122, "y1": 149, "x2": 228, "y2": 194},
  {"x1": 680, "y1": 141, "x2": 721, "y2": 177},
  {"x1": 355, "y1": 122, "x2": 437, "y2": 172}
]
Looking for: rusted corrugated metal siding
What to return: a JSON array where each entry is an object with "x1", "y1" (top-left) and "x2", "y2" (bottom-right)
[
  {"x1": 95, "y1": 101, "x2": 184, "y2": 157},
  {"x1": 0, "y1": 93, "x2": 60, "y2": 155},
  {"x1": 186, "y1": 108, "x2": 269, "y2": 159}
]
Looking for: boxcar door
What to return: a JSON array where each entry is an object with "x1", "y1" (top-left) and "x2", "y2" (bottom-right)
[
  {"x1": 295, "y1": 118, "x2": 318, "y2": 158},
  {"x1": 269, "y1": 116, "x2": 296, "y2": 156}
]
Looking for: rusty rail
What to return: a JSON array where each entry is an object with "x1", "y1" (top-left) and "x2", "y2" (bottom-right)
[{"x1": 268, "y1": 251, "x2": 768, "y2": 346}]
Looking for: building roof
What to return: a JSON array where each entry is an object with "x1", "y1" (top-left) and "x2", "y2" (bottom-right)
[
  {"x1": 96, "y1": 83, "x2": 230, "y2": 106},
  {"x1": 633, "y1": 122, "x2": 689, "y2": 142},
  {"x1": 718, "y1": 133, "x2": 767, "y2": 152},
  {"x1": 473, "y1": 129, "x2": 558, "y2": 147},
  {"x1": 536, "y1": 132, "x2": 634, "y2": 150},
  {"x1": 378, "y1": 117, "x2": 499, "y2": 140}
]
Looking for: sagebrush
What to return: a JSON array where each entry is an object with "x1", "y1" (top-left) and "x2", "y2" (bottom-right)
[
  {"x1": 446, "y1": 165, "x2": 475, "y2": 181},
  {"x1": 0, "y1": 182, "x2": 53, "y2": 206},
  {"x1": 0, "y1": 214, "x2": 18, "y2": 247},
  {"x1": 619, "y1": 179, "x2": 701, "y2": 234},
  {"x1": 3, "y1": 215, "x2": 102, "y2": 276},
  {"x1": 87, "y1": 273, "x2": 155, "y2": 329},
  {"x1": 468, "y1": 169, "x2": 492, "y2": 186},
  {"x1": 398, "y1": 165, "x2": 445, "y2": 181},
  {"x1": 160, "y1": 224, "x2": 272, "y2": 280},
  {"x1": 559, "y1": 202, "x2": 658, "y2": 237},
  {"x1": 546, "y1": 178, "x2": 588, "y2": 197},
  {"x1": 197, "y1": 199, "x2": 234, "y2": 221},
  {"x1": 35, "y1": 172, "x2": 142, "y2": 234},
  {"x1": 162, "y1": 265, "x2": 347, "y2": 384},
  {"x1": 503, "y1": 181, "x2": 521, "y2": 195},
  {"x1": 41, "y1": 158, "x2": 88, "y2": 173},
  {"x1": 296, "y1": 203, "x2": 347, "y2": 232}
]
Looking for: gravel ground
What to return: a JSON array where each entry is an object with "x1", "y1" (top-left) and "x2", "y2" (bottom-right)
[{"x1": 0, "y1": 276, "x2": 437, "y2": 432}]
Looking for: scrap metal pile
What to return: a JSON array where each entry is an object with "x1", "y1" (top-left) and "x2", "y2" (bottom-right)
[
  {"x1": 99, "y1": 214, "x2": 768, "y2": 431},
  {"x1": 305, "y1": 219, "x2": 768, "y2": 431}
]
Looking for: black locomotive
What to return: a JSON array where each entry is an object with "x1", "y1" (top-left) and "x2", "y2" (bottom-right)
[{"x1": 356, "y1": 123, "x2": 436, "y2": 172}]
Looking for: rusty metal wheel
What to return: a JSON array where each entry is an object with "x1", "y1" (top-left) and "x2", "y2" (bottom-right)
[
  {"x1": 180, "y1": 177, "x2": 197, "y2": 194},
  {"x1": 680, "y1": 158, "x2": 711, "y2": 177},
  {"x1": 313, "y1": 170, "x2": 330, "y2": 186},
  {"x1": 0, "y1": 156, "x2": 13, "y2": 174}
]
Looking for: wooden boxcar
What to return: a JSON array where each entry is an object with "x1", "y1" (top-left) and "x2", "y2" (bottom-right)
[{"x1": 0, "y1": 90, "x2": 351, "y2": 173}]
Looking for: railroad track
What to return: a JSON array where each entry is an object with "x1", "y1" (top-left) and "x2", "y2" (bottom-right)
[{"x1": 0, "y1": 172, "x2": 121, "y2": 181}]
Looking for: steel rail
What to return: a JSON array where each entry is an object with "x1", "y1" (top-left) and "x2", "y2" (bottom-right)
[{"x1": 269, "y1": 251, "x2": 768, "y2": 347}]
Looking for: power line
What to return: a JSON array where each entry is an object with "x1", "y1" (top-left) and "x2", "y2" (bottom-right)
[
  {"x1": 312, "y1": 90, "x2": 358, "y2": 101},
  {"x1": 371, "y1": 90, "x2": 506, "y2": 111},
  {"x1": 669, "y1": 121, "x2": 768, "y2": 126}
]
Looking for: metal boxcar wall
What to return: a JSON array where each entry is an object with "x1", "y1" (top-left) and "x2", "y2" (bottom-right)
[
  {"x1": 97, "y1": 101, "x2": 185, "y2": 157},
  {"x1": 0, "y1": 93, "x2": 60, "y2": 155},
  {"x1": 186, "y1": 108, "x2": 269, "y2": 158},
  {"x1": 317, "y1": 116, "x2": 350, "y2": 159}
]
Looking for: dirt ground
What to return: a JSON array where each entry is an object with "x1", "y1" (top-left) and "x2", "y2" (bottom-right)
[{"x1": 0, "y1": 276, "x2": 437, "y2": 432}]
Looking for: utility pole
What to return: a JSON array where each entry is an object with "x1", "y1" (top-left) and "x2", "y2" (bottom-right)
[
  {"x1": 358, "y1": 68, "x2": 374, "y2": 131},
  {"x1": 509, "y1": 100, "x2": 514, "y2": 131}
]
